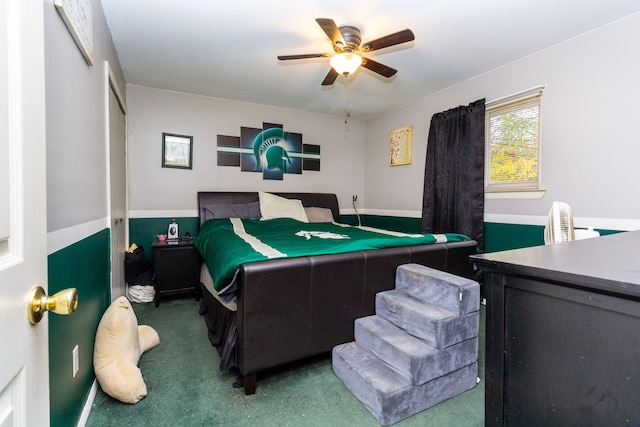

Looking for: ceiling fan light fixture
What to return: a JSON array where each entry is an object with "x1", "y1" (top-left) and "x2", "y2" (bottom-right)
[
  {"x1": 330, "y1": 52, "x2": 362, "y2": 76},
  {"x1": 278, "y1": 18, "x2": 414, "y2": 85}
]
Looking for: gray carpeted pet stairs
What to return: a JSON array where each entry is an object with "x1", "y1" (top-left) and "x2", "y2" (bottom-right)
[{"x1": 332, "y1": 264, "x2": 480, "y2": 425}]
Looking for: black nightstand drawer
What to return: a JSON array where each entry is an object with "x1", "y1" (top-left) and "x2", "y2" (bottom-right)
[{"x1": 152, "y1": 238, "x2": 200, "y2": 307}]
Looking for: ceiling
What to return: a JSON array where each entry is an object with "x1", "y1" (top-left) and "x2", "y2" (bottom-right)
[{"x1": 101, "y1": 0, "x2": 640, "y2": 120}]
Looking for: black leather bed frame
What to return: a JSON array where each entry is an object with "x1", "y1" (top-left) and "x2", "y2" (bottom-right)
[{"x1": 196, "y1": 191, "x2": 478, "y2": 394}]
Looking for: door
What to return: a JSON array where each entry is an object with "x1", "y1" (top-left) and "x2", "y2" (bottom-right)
[
  {"x1": 108, "y1": 68, "x2": 127, "y2": 299},
  {"x1": 0, "y1": 0, "x2": 49, "y2": 425}
]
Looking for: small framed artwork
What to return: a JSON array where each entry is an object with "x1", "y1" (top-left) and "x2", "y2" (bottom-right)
[
  {"x1": 390, "y1": 125, "x2": 413, "y2": 166},
  {"x1": 162, "y1": 133, "x2": 193, "y2": 169},
  {"x1": 54, "y1": 0, "x2": 94, "y2": 65}
]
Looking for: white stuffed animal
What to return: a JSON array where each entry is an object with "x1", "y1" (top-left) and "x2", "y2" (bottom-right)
[{"x1": 93, "y1": 296, "x2": 160, "y2": 403}]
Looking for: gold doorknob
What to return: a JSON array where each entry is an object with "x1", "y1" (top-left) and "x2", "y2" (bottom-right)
[{"x1": 28, "y1": 286, "x2": 78, "y2": 325}]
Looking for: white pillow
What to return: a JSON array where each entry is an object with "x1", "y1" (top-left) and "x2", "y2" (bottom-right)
[{"x1": 259, "y1": 192, "x2": 308, "y2": 222}]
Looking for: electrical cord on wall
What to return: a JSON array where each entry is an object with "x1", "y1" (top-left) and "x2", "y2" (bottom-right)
[{"x1": 352, "y1": 195, "x2": 361, "y2": 226}]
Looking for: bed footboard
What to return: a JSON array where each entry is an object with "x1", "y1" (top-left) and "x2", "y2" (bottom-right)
[{"x1": 235, "y1": 239, "x2": 477, "y2": 394}]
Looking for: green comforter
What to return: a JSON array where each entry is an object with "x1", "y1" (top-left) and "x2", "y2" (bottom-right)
[{"x1": 194, "y1": 218, "x2": 470, "y2": 293}]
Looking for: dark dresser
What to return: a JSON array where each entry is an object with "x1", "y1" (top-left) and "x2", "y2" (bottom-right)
[{"x1": 471, "y1": 231, "x2": 640, "y2": 426}]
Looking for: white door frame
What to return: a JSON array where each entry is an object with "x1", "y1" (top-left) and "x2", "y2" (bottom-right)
[{"x1": 104, "y1": 62, "x2": 128, "y2": 300}]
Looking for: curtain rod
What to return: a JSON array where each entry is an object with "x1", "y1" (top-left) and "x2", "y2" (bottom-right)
[{"x1": 486, "y1": 84, "x2": 546, "y2": 108}]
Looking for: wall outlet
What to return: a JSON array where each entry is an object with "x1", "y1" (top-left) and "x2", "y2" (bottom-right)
[{"x1": 72, "y1": 345, "x2": 79, "y2": 378}]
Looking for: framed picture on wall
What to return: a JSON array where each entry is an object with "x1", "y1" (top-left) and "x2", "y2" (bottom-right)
[
  {"x1": 162, "y1": 133, "x2": 193, "y2": 169},
  {"x1": 390, "y1": 125, "x2": 413, "y2": 166},
  {"x1": 54, "y1": 0, "x2": 94, "y2": 65}
]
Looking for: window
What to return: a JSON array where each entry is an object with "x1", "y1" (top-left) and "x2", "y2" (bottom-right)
[{"x1": 485, "y1": 92, "x2": 541, "y2": 192}]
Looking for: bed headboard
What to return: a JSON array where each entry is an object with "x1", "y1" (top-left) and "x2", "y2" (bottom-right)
[{"x1": 197, "y1": 192, "x2": 340, "y2": 227}]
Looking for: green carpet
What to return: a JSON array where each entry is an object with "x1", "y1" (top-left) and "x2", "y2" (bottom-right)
[{"x1": 86, "y1": 296, "x2": 485, "y2": 426}]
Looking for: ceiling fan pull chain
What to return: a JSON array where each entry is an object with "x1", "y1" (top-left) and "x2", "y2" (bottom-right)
[{"x1": 344, "y1": 75, "x2": 351, "y2": 124}]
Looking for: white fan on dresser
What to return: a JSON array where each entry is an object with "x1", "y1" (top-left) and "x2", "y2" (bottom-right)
[{"x1": 544, "y1": 201, "x2": 575, "y2": 245}]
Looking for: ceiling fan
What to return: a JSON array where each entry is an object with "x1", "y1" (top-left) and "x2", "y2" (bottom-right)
[{"x1": 278, "y1": 18, "x2": 415, "y2": 86}]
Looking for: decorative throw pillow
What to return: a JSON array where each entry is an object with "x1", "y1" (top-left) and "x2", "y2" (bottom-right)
[
  {"x1": 258, "y1": 191, "x2": 308, "y2": 222},
  {"x1": 304, "y1": 207, "x2": 335, "y2": 223}
]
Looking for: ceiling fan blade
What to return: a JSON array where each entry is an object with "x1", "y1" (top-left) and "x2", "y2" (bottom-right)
[
  {"x1": 321, "y1": 68, "x2": 339, "y2": 86},
  {"x1": 361, "y1": 29, "x2": 415, "y2": 52},
  {"x1": 278, "y1": 53, "x2": 331, "y2": 61},
  {"x1": 316, "y1": 18, "x2": 345, "y2": 48},
  {"x1": 361, "y1": 58, "x2": 397, "y2": 78}
]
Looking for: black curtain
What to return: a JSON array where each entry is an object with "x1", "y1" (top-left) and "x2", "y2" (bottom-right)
[{"x1": 421, "y1": 99, "x2": 485, "y2": 252}]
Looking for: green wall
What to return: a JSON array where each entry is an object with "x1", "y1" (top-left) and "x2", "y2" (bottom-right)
[
  {"x1": 129, "y1": 215, "x2": 624, "y2": 257},
  {"x1": 129, "y1": 217, "x2": 199, "y2": 262},
  {"x1": 130, "y1": 215, "x2": 543, "y2": 255},
  {"x1": 484, "y1": 222, "x2": 544, "y2": 252},
  {"x1": 484, "y1": 222, "x2": 622, "y2": 253},
  {"x1": 341, "y1": 214, "x2": 422, "y2": 233},
  {"x1": 48, "y1": 229, "x2": 111, "y2": 427},
  {"x1": 130, "y1": 215, "x2": 542, "y2": 256}
]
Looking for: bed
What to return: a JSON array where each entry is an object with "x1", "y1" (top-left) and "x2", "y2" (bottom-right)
[{"x1": 195, "y1": 191, "x2": 478, "y2": 394}]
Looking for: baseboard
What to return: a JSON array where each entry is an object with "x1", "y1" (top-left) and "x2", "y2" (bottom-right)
[{"x1": 77, "y1": 379, "x2": 98, "y2": 427}]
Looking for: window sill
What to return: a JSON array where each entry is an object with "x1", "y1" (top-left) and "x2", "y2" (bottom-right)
[{"x1": 485, "y1": 189, "x2": 546, "y2": 200}]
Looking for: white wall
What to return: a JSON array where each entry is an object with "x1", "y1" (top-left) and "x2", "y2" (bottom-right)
[
  {"x1": 364, "y1": 12, "x2": 640, "y2": 229},
  {"x1": 126, "y1": 86, "x2": 366, "y2": 216},
  {"x1": 45, "y1": 0, "x2": 126, "y2": 233}
]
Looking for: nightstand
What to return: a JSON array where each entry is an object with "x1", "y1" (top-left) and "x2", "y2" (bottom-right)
[{"x1": 151, "y1": 237, "x2": 201, "y2": 307}]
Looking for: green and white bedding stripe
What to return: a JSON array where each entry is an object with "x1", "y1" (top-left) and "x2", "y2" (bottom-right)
[{"x1": 230, "y1": 218, "x2": 285, "y2": 258}]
